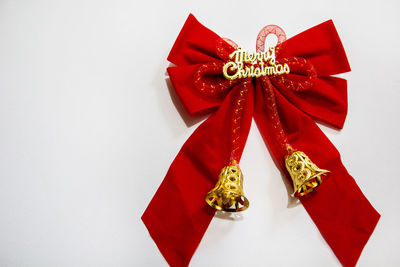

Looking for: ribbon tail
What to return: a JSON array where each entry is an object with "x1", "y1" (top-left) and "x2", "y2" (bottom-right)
[
  {"x1": 253, "y1": 83, "x2": 380, "y2": 267},
  {"x1": 142, "y1": 84, "x2": 254, "y2": 267}
]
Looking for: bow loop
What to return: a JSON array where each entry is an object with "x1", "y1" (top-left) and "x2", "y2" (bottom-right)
[
  {"x1": 168, "y1": 14, "x2": 226, "y2": 66},
  {"x1": 277, "y1": 20, "x2": 351, "y2": 76}
]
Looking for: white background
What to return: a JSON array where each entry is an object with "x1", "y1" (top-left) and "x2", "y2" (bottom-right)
[{"x1": 0, "y1": 0, "x2": 399, "y2": 266}]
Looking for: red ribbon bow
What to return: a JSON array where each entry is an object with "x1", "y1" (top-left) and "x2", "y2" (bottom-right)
[{"x1": 142, "y1": 14, "x2": 380, "y2": 267}]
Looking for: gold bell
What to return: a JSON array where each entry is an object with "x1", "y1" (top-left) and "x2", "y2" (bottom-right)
[
  {"x1": 205, "y1": 165, "x2": 249, "y2": 212},
  {"x1": 285, "y1": 151, "x2": 329, "y2": 197}
]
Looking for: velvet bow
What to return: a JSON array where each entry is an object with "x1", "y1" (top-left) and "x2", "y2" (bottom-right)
[{"x1": 142, "y1": 14, "x2": 380, "y2": 267}]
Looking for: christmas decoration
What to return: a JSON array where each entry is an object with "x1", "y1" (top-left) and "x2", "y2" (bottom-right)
[{"x1": 142, "y1": 14, "x2": 380, "y2": 267}]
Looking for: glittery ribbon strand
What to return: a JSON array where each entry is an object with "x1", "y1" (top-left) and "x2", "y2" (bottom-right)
[{"x1": 229, "y1": 80, "x2": 251, "y2": 164}]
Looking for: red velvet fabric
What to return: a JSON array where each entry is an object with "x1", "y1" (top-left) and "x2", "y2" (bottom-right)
[{"x1": 142, "y1": 14, "x2": 380, "y2": 267}]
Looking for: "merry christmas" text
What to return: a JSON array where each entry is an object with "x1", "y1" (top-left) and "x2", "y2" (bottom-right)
[{"x1": 222, "y1": 47, "x2": 290, "y2": 80}]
